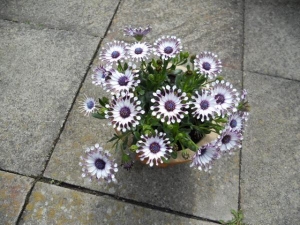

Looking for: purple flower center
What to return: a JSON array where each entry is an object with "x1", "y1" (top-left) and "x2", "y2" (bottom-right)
[
  {"x1": 215, "y1": 94, "x2": 225, "y2": 104},
  {"x1": 111, "y1": 51, "x2": 120, "y2": 59},
  {"x1": 200, "y1": 100, "x2": 209, "y2": 110},
  {"x1": 134, "y1": 47, "x2": 143, "y2": 54},
  {"x1": 95, "y1": 158, "x2": 106, "y2": 170},
  {"x1": 120, "y1": 106, "x2": 131, "y2": 118},
  {"x1": 165, "y1": 100, "x2": 176, "y2": 112},
  {"x1": 222, "y1": 135, "x2": 231, "y2": 144},
  {"x1": 164, "y1": 46, "x2": 173, "y2": 54},
  {"x1": 230, "y1": 119, "x2": 237, "y2": 128},
  {"x1": 200, "y1": 147, "x2": 207, "y2": 155},
  {"x1": 149, "y1": 142, "x2": 161, "y2": 153},
  {"x1": 118, "y1": 76, "x2": 129, "y2": 86},
  {"x1": 86, "y1": 100, "x2": 95, "y2": 109},
  {"x1": 202, "y1": 62, "x2": 211, "y2": 71}
]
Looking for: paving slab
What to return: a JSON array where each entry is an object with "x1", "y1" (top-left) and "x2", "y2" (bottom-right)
[
  {"x1": 0, "y1": 171, "x2": 34, "y2": 225},
  {"x1": 0, "y1": 20, "x2": 99, "y2": 176},
  {"x1": 20, "y1": 182, "x2": 217, "y2": 225},
  {"x1": 241, "y1": 72, "x2": 300, "y2": 225},
  {"x1": 244, "y1": 0, "x2": 300, "y2": 80},
  {"x1": 0, "y1": 0, "x2": 120, "y2": 36},
  {"x1": 104, "y1": 0, "x2": 243, "y2": 70},
  {"x1": 44, "y1": 65, "x2": 242, "y2": 222}
]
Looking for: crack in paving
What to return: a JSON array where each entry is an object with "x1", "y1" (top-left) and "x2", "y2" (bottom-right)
[
  {"x1": 0, "y1": 18, "x2": 101, "y2": 38},
  {"x1": 238, "y1": 0, "x2": 246, "y2": 212}
]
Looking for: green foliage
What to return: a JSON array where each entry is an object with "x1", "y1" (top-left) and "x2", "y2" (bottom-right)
[
  {"x1": 101, "y1": 56, "x2": 232, "y2": 155},
  {"x1": 90, "y1": 49, "x2": 247, "y2": 163},
  {"x1": 220, "y1": 210, "x2": 246, "y2": 225}
]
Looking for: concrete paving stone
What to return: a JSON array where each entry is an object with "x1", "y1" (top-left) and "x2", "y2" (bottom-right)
[
  {"x1": 0, "y1": 0, "x2": 120, "y2": 37},
  {"x1": 20, "y1": 182, "x2": 217, "y2": 225},
  {"x1": 103, "y1": 0, "x2": 244, "y2": 70},
  {"x1": 0, "y1": 20, "x2": 99, "y2": 176},
  {"x1": 0, "y1": 171, "x2": 34, "y2": 225},
  {"x1": 44, "y1": 66, "x2": 243, "y2": 222},
  {"x1": 244, "y1": 0, "x2": 300, "y2": 80},
  {"x1": 241, "y1": 72, "x2": 300, "y2": 225}
]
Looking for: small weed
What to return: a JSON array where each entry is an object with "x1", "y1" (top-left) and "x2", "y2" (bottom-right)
[
  {"x1": 50, "y1": 179, "x2": 61, "y2": 185},
  {"x1": 220, "y1": 209, "x2": 245, "y2": 225}
]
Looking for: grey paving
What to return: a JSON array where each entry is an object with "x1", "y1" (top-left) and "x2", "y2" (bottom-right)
[
  {"x1": 0, "y1": 0, "x2": 120, "y2": 36},
  {"x1": 0, "y1": 20, "x2": 99, "y2": 176},
  {"x1": 241, "y1": 72, "x2": 300, "y2": 225},
  {"x1": 0, "y1": 171, "x2": 34, "y2": 225},
  {"x1": 244, "y1": 0, "x2": 300, "y2": 80},
  {"x1": 0, "y1": 0, "x2": 299, "y2": 224},
  {"x1": 20, "y1": 182, "x2": 216, "y2": 225},
  {"x1": 106, "y1": 0, "x2": 244, "y2": 70}
]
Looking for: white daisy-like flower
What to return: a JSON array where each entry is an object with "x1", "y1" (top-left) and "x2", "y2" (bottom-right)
[
  {"x1": 105, "y1": 92, "x2": 145, "y2": 132},
  {"x1": 79, "y1": 143, "x2": 118, "y2": 183},
  {"x1": 190, "y1": 142, "x2": 220, "y2": 171},
  {"x1": 123, "y1": 25, "x2": 152, "y2": 41},
  {"x1": 127, "y1": 42, "x2": 152, "y2": 62},
  {"x1": 100, "y1": 40, "x2": 127, "y2": 64},
  {"x1": 91, "y1": 65, "x2": 111, "y2": 86},
  {"x1": 136, "y1": 130, "x2": 172, "y2": 167},
  {"x1": 216, "y1": 128, "x2": 243, "y2": 153},
  {"x1": 226, "y1": 112, "x2": 245, "y2": 132},
  {"x1": 150, "y1": 85, "x2": 189, "y2": 125},
  {"x1": 153, "y1": 36, "x2": 182, "y2": 60},
  {"x1": 211, "y1": 80, "x2": 240, "y2": 116},
  {"x1": 103, "y1": 68, "x2": 140, "y2": 95},
  {"x1": 194, "y1": 52, "x2": 222, "y2": 78},
  {"x1": 79, "y1": 95, "x2": 97, "y2": 116},
  {"x1": 190, "y1": 90, "x2": 219, "y2": 122}
]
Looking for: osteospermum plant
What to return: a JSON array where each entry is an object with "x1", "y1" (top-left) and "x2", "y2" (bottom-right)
[{"x1": 79, "y1": 25, "x2": 250, "y2": 183}]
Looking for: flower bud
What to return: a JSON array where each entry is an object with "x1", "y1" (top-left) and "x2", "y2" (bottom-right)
[
  {"x1": 185, "y1": 70, "x2": 193, "y2": 76},
  {"x1": 190, "y1": 55, "x2": 196, "y2": 63},
  {"x1": 156, "y1": 59, "x2": 163, "y2": 65}
]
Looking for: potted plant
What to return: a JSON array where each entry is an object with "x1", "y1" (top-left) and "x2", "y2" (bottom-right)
[{"x1": 79, "y1": 25, "x2": 249, "y2": 184}]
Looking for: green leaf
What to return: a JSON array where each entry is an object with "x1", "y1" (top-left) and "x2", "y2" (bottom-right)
[
  {"x1": 161, "y1": 157, "x2": 170, "y2": 163},
  {"x1": 133, "y1": 131, "x2": 141, "y2": 140},
  {"x1": 171, "y1": 151, "x2": 177, "y2": 159},
  {"x1": 107, "y1": 134, "x2": 119, "y2": 143},
  {"x1": 187, "y1": 141, "x2": 198, "y2": 152},
  {"x1": 121, "y1": 153, "x2": 131, "y2": 162},
  {"x1": 147, "y1": 63, "x2": 154, "y2": 74},
  {"x1": 117, "y1": 61, "x2": 123, "y2": 72},
  {"x1": 124, "y1": 62, "x2": 128, "y2": 70},
  {"x1": 177, "y1": 59, "x2": 188, "y2": 65},
  {"x1": 151, "y1": 58, "x2": 157, "y2": 67},
  {"x1": 138, "y1": 89, "x2": 145, "y2": 95},
  {"x1": 92, "y1": 112, "x2": 106, "y2": 119},
  {"x1": 98, "y1": 97, "x2": 109, "y2": 107}
]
